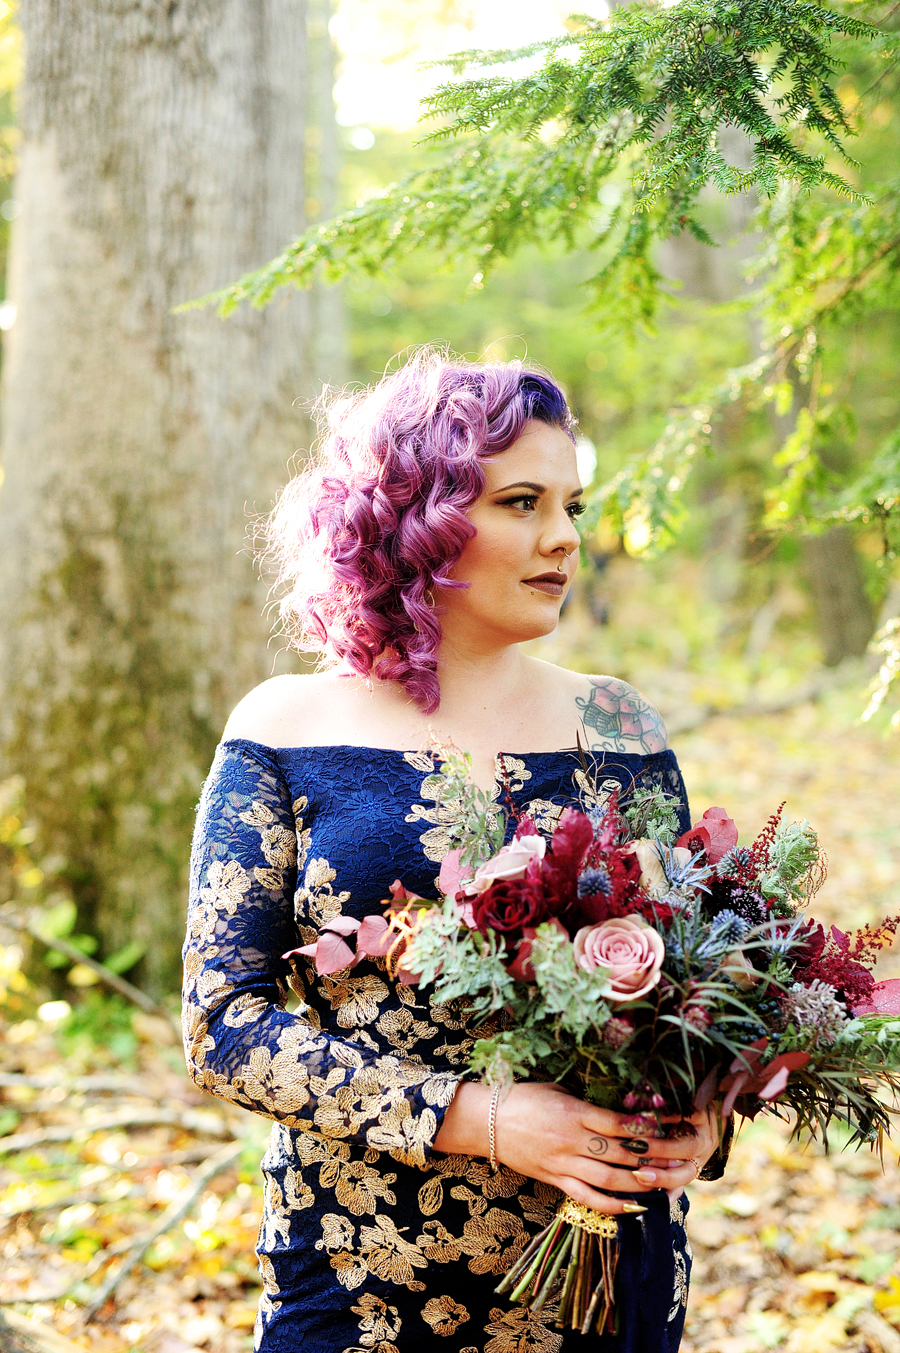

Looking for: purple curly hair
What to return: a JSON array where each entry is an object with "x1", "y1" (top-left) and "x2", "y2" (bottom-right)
[{"x1": 264, "y1": 350, "x2": 576, "y2": 713}]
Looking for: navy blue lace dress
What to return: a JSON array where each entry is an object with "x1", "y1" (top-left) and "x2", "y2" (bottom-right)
[{"x1": 182, "y1": 740, "x2": 696, "y2": 1353}]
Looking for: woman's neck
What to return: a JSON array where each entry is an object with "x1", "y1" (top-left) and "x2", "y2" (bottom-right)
[{"x1": 434, "y1": 639, "x2": 529, "y2": 727}]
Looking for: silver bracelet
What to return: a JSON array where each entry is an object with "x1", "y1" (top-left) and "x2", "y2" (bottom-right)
[{"x1": 488, "y1": 1084, "x2": 501, "y2": 1172}]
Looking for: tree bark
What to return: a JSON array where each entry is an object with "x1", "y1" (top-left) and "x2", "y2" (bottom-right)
[
  {"x1": 0, "y1": 0, "x2": 333, "y2": 990},
  {"x1": 801, "y1": 527, "x2": 875, "y2": 667}
]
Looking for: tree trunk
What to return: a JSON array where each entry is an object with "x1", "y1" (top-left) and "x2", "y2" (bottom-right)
[
  {"x1": 0, "y1": 0, "x2": 335, "y2": 992},
  {"x1": 802, "y1": 527, "x2": 875, "y2": 667}
]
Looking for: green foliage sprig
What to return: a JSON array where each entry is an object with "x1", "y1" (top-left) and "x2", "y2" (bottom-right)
[
  {"x1": 423, "y1": 739, "x2": 506, "y2": 869},
  {"x1": 186, "y1": 0, "x2": 871, "y2": 325}
]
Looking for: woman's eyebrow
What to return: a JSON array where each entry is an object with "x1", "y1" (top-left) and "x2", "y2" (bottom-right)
[
  {"x1": 492, "y1": 480, "x2": 584, "y2": 497},
  {"x1": 493, "y1": 480, "x2": 545, "y2": 494}
]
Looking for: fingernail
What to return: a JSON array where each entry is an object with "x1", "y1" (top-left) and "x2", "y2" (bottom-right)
[
  {"x1": 632, "y1": 1169, "x2": 657, "y2": 1184},
  {"x1": 622, "y1": 1139, "x2": 649, "y2": 1155},
  {"x1": 622, "y1": 1201, "x2": 647, "y2": 1214}
]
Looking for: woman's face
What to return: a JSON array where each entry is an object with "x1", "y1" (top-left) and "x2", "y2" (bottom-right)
[{"x1": 437, "y1": 420, "x2": 583, "y2": 650}]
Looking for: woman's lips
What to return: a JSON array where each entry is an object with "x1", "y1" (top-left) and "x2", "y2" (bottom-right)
[{"x1": 522, "y1": 573, "x2": 566, "y2": 597}]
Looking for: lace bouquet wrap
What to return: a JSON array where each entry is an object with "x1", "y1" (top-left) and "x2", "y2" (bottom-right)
[{"x1": 295, "y1": 749, "x2": 900, "y2": 1337}]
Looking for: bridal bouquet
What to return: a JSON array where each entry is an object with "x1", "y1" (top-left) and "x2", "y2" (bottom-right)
[{"x1": 291, "y1": 749, "x2": 900, "y2": 1336}]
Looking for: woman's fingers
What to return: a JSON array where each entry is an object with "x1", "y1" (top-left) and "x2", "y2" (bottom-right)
[{"x1": 557, "y1": 1175, "x2": 650, "y2": 1217}]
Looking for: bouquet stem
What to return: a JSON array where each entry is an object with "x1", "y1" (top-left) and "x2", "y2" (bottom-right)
[{"x1": 495, "y1": 1199, "x2": 620, "y2": 1335}]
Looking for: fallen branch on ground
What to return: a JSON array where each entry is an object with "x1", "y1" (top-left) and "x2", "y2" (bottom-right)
[
  {"x1": 0, "y1": 1072, "x2": 169, "y2": 1095},
  {"x1": 0, "y1": 1184, "x2": 146, "y2": 1219},
  {"x1": 0, "y1": 1106, "x2": 234, "y2": 1154},
  {"x1": 83, "y1": 1138, "x2": 243, "y2": 1322},
  {"x1": 666, "y1": 666, "x2": 853, "y2": 736},
  {"x1": 0, "y1": 1309, "x2": 91, "y2": 1353},
  {"x1": 0, "y1": 909, "x2": 179, "y2": 1033},
  {"x1": 852, "y1": 1310, "x2": 900, "y2": 1353}
]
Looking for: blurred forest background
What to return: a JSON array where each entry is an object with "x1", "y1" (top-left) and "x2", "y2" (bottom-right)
[{"x1": 0, "y1": 1, "x2": 899, "y2": 1351}]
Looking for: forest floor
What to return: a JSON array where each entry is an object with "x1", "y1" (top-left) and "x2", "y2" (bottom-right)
[{"x1": 1, "y1": 695, "x2": 899, "y2": 1353}]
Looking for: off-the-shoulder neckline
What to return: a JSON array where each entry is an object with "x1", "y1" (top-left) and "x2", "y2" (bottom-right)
[{"x1": 220, "y1": 736, "x2": 674, "y2": 762}]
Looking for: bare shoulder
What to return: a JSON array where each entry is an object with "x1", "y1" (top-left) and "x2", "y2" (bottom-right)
[
  {"x1": 572, "y1": 672, "x2": 669, "y2": 756},
  {"x1": 221, "y1": 672, "x2": 347, "y2": 748}
]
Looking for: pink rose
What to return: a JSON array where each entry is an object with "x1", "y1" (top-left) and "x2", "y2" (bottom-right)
[
  {"x1": 464, "y1": 834, "x2": 546, "y2": 895},
  {"x1": 573, "y1": 915, "x2": 665, "y2": 1000}
]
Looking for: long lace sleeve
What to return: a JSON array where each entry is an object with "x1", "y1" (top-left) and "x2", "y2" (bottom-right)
[{"x1": 181, "y1": 742, "x2": 460, "y2": 1169}]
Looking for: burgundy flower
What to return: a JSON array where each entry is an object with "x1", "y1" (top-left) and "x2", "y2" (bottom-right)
[
  {"x1": 792, "y1": 921, "x2": 876, "y2": 1006},
  {"x1": 506, "y1": 919, "x2": 568, "y2": 982},
  {"x1": 677, "y1": 807, "x2": 738, "y2": 865},
  {"x1": 470, "y1": 877, "x2": 550, "y2": 942}
]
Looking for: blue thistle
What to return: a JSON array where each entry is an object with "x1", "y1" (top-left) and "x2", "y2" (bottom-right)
[
  {"x1": 578, "y1": 867, "x2": 611, "y2": 898},
  {"x1": 708, "y1": 909, "x2": 751, "y2": 946}
]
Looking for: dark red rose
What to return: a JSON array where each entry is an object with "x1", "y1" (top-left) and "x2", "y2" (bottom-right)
[
  {"x1": 470, "y1": 877, "x2": 550, "y2": 942},
  {"x1": 506, "y1": 919, "x2": 568, "y2": 982}
]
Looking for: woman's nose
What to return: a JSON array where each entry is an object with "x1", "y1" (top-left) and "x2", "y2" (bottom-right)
[{"x1": 545, "y1": 511, "x2": 581, "y2": 558}]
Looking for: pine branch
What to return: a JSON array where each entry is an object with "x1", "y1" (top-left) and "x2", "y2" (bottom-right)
[{"x1": 180, "y1": 0, "x2": 880, "y2": 320}]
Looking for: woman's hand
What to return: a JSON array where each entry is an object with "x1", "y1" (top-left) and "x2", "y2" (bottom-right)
[{"x1": 433, "y1": 1082, "x2": 720, "y2": 1216}]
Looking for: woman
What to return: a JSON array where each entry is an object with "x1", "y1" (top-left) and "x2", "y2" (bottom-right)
[{"x1": 182, "y1": 353, "x2": 721, "y2": 1353}]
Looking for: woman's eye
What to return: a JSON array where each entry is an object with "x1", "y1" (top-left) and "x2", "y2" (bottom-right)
[
  {"x1": 567, "y1": 501, "x2": 586, "y2": 519},
  {"x1": 499, "y1": 495, "x2": 538, "y2": 511}
]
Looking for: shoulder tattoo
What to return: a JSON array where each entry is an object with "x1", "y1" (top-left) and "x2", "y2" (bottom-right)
[{"x1": 575, "y1": 677, "x2": 668, "y2": 756}]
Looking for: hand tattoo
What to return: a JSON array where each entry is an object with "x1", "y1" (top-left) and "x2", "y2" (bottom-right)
[
  {"x1": 587, "y1": 1136, "x2": 609, "y2": 1156},
  {"x1": 575, "y1": 677, "x2": 668, "y2": 756}
]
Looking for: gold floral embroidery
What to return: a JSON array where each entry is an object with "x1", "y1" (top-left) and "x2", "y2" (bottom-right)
[
  {"x1": 237, "y1": 800, "x2": 299, "y2": 873},
  {"x1": 300, "y1": 856, "x2": 351, "y2": 926},
  {"x1": 669, "y1": 1247, "x2": 689, "y2": 1321},
  {"x1": 196, "y1": 970, "x2": 229, "y2": 1005},
  {"x1": 222, "y1": 992, "x2": 267, "y2": 1027},
  {"x1": 375, "y1": 1007, "x2": 439, "y2": 1053},
  {"x1": 254, "y1": 866, "x2": 285, "y2": 890},
  {"x1": 357, "y1": 1214, "x2": 428, "y2": 1290},
  {"x1": 520, "y1": 799, "x2": 565, "y2": 833},
  {"x1": 521, "y1": 773, "x2": 622, "y2": 835},
  {"x1": 366, "y1": 1098, "x2": 439, "y2": 1169},
  {"x1": 413, "y1": 1218, "x2": 464, "y2": 1263},
  {"x1": 352, "y1": 1293, "x2": 401, "y2": 1343},
  {"x1": 183, "y1": 948, "x2": 205, "y2": 980},
  {"x1": 483, "y1": 1303, "x2": 564, "y2": 1353},
  {"x1": 319, "y1": 973, "x2": 390, "y2": 1028},
  {"x1": 316, "y1": 1213, "x2": 369, "y2": 1291},
  {"x1": 340, "y1": 1293, "x2": 402, "y2": 1353},
  {"x1": 518, "y1": 1179, "x2": 561, "y2": 1228},
  {"x1": 460, "y1": 1207, "x2": 528, "y2": 1275},
  {"x1": 284, "y1": 1166, "x2": 315, "y2": 1211},
  {"x1": 254, "y1": 1254, "x2": 282, "y2": 1351},
  {"x1": 422, "y1": 1295, "x2": 470, "y2": 1337},
  {"x1": 237, "y1": 1045, "x2": 311, "y2": 1119},
  {"x1": 418, "y1": 1155, "x2": 526, "y2": 1218},
  {"x1": 292, "y1": 795, "x2": 312, "y2": 871},
  {"x1": 259, "y1": 1176, "x2": 291, "y2": 1248},
  {"x1": 331, "y1": 1157, "x2": 398, "y2": 1216},
  {"x1": 403, "y1": 751, "x2": 531, "y2": 864},
  {"x1": 573, "y1": 769, "x2": 624, "y2": 813},
  {"x1": 199, "y1": 858, "x2": 251, "y2": 915}
]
